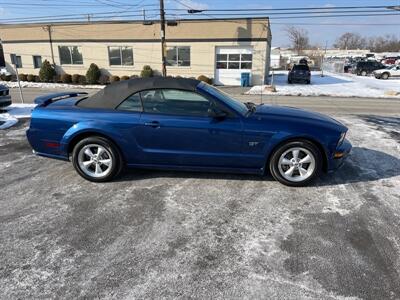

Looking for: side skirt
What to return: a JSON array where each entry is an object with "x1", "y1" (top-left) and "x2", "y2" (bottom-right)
[{"x1": 126, "y1": 163, "x2": 264, "y2": 175}]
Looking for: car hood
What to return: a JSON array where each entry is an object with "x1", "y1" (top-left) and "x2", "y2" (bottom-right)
[{"x1": 253, "y1": 104, "x2": 346, "y2": 130}]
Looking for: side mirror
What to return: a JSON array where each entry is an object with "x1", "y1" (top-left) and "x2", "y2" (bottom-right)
[{"x1": 208, "y1": 108, "x2": 227, "y2": 119}]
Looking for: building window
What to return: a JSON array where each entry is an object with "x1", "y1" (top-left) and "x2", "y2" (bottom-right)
[
  {"x1": 216, "y1": 53, "x2": 253, "y2": 69},
  {"x1": 58, "y1": 46, "x2": 83, "y2": 65},
  {"x1": 10, "y1": 54, "x2": 22, "y2": 68},
  {"x1": 33, "y1": 55, "x2": 42, "y2": 68},
  {"x1": 166, "y1": 46, "x2": 190, "y2": 67},
  {"x1": 108, "y1": 46, "x2": 134, "y2": 66}
]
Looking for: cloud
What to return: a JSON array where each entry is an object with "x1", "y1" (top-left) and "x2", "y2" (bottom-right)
[{"x1": 173, "y1": 0, "x2": 209, "y2": 10}]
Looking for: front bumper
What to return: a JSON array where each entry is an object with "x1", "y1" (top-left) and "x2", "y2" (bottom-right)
[{"x1": 329, "y1": 139, "x2": 352, "y2": 171}]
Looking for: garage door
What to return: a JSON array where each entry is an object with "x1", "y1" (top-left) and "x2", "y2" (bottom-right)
[{"x1": 214, "y1": 47, "x2": 253, "y2": 86}]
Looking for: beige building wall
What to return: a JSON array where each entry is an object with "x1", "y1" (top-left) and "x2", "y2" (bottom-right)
[{"x1": 0, "y1": 18, "x2": 271, "y2": 85}]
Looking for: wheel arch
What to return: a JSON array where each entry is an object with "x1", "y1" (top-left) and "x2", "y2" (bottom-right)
[
  {"x1": 265, "y1": 136, "x2": 328, "y2": 173},
  {"x1": 67, "y1": 131, "x2": 125, "y2": 163}
]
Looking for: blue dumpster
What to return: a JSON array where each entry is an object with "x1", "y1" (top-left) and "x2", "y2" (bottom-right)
[{"x1": 241, "y1": 72, "x2": 250, "y2": 87}]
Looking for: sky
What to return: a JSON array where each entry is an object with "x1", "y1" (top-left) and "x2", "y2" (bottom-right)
[{"x1": 0, "y1": 0, "x2": 399, "y2": 47}]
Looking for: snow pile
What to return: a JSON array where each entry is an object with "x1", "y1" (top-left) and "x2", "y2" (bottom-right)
[
  {"x1": 0, "y1": 103, "x2": 36, "y2": 130},
  {"x1": 0, "y1": 113, "x2": 18, "y2": 130},
  {"x1": 0, "y1": 80, "x2": 104, "y2": 90},
  {"x1": 247, "y1": 71, "x2": 400, "y2": 98}
]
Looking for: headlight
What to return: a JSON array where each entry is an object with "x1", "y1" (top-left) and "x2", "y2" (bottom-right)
[{"x1": 337, "y1": 132, "x2": 346, "y2": 146}]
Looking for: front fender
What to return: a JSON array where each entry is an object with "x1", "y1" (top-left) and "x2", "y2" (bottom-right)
[
  {"x1": 59, "y1": 121, "x2": 127, "y2": 157},
  {"x1": 263, "y1": 130, "x2": 333, "y2": 165}
]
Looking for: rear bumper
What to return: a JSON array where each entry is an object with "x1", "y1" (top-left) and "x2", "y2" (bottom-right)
[{"x1": 328, "y1": 139, "x2": 352, "y2": 171}]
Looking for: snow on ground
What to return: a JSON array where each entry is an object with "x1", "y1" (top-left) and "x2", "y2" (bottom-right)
[
  {"x1": 0, "y1": 104, "x2": 36, "y2": 130},
  {"x1": 247, "y1": 71, "x2": 400, "y2": 98},
  {"x1": 0, "y1": 80, "x2": 104, "y2": 89}
]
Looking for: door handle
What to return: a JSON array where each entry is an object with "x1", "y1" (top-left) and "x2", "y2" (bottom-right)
[{"x1": 144, "y1": 121, "x2": 161, "y2": 128}]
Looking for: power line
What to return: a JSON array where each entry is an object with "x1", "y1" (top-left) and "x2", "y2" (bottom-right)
[
  {"x1": 165, "y1": 12, "x2": 400, "y2": 19},
  {"x1": 182, "y1": 5, "x2": 396, "y2": 11}
]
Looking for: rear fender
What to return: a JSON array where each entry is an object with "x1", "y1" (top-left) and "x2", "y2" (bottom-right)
[{"x1": 59, "y1": 121, "x2": 126, "y2": 157}]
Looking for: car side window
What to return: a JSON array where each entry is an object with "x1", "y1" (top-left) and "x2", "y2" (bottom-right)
[
  {"x1": 140, "y1": 89, "x2": 211, "y2": 117},
  {"x1": 117, "y1": 93, "x2": 142, "y2": 112}
]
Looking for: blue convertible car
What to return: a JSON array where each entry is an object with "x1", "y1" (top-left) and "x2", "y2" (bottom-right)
[{"x1": 27, "y1": 77, "x2": 351, "y2": 186}]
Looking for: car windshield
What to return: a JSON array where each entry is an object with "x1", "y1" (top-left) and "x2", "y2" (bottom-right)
[{"x1": 199, "y1": 83, "x2": 249, "y2": 116}]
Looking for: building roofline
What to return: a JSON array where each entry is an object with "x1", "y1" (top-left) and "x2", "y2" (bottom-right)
[{"x1": 0, "y1": 17, "x2": 269, "y2": 29}]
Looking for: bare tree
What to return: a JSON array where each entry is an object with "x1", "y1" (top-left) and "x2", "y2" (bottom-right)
[
  {"x1": 367, "y1": 35, "x2": 400, "y2": 52},
  {"x1": 333, "y1": 32, "x2": 367, "y2": 50},
  {"x1": 285, "y1": 26, "x2": 310, "y2": 54}
]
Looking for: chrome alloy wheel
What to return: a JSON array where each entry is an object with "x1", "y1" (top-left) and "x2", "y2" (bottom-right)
[
  {"x1": 277, "y1": 147, "x2": 316, "y2": 182},
  {"x1": 77, "y1": 144, "x2": 113, "y2": 178}
]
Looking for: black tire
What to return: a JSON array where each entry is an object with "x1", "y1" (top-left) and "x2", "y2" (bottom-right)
[
  {"x1": 72, "y1": 136, "x2": 123, "y2": 182},
  {"x1": 306, "y1": 80, "x2": 311, "y2": 84},
  {"x1": 269, "y1": 140, "x2": 322, "y2": 187},
  {"x1": 288, "y1": 79, "x2": 292, "y2": 84},
  {"x1": 361, "y1": 70, "x2": 367, "y2": 76},
  {"x1": 381, "y1": 73, "x2": 390, "y2": 80}
]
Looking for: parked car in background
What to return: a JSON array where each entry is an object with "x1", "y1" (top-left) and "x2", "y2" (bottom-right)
[
  {"x1": 381, "y1": 57, "x2": 399, "y2": 65},
  {"x1": 288, "y1": 64, "x2": 311, "y2": 84},
  {"x1": 0, "y1": 84, "x2": 11, "y2": 108},
  {"x1": 353, "y1": 61, "x2": 386, "y2": 76},
  {"x1": 374, "y1": 65, "x2": 400, "y2": 80},
  {"x1": 26, "y1": 77, "x2": 351, "y2": 187}
]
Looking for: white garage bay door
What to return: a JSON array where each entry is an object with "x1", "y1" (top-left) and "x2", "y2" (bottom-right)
[{"x1": 214, "y1": 47, "x2": 253, "y2": 86}]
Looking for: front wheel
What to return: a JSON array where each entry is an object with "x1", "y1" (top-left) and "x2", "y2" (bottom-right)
[
  {"x1": 72, "y1": 136, "x2": 122, "y2": 182},
  {"x1": 269, "y1": 140, "x2": 322, "y2": 187},
  {"x1": 381, "y1": 73, "x2": 390, "y2": 80}
]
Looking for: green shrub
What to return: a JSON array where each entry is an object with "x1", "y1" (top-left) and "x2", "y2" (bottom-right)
[
  {"x1": 18, "y1": 73, "x2": 27, "y2": 81},
  {"x1": 98, "y1": 75, "x2": 109, "y2": 85},
  {"x1": 34, "y1": 75, "x2": 40, "y2": 82},
  {"x1": 27, "y1": 74, "x2": 35, "y2": 82},
  {"x1": 39, "y1": 60, "x2": 56, "y2": 82},
  {"x1": 120, "y1": 75, "x2": 130, "y2": 81},
  {"x1": 140, "y1": 65, "x2": 153, "y2": 78},
  {"x1": 110, "y1": 75, "x2": 120, "y2": 83},
  {"x1": 78, "y1": 75, "x2": 86, "y2": 85},
  {"x1": 60, "y1": 73, "x2": 72, "y2": 84},
  {"x1": 197, "y1": 75, "x2": 212, "y2": 84},
  {"x1": 86, "y1": 63, "x2": 101, "y2": 84},
  {"x1": 71, "y1": 74, "x2": 81, "y2": 84},
  {"x1": 130, "y1": 74, "x2": 139, "y2": 79}
]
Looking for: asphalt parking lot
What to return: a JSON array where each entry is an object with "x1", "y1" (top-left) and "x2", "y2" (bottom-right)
[{"x1": 1, "y1": 112, "x2": 400, "y2": 299}]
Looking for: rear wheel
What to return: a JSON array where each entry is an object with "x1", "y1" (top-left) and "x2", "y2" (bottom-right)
[
  {"x1": 72, "y1": 136, "x2": 122, "y2": 182},
  {"x1": 269, "y1": 140, "x2": 322, "y2": 187},
  {"x1": 361, "y1": 70, "x2": 367, "y2": 76},
  {"x1": 288, "y1": 79, "x2": 292, "y2": 84}
]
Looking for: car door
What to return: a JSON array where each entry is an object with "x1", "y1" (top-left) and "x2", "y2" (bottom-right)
[
  {"x1": 392, "y1": 66, "x2": 400, "y2": 77},
  {"x1": 133, "y1": 88, "x2": 245, "y2": 168}
]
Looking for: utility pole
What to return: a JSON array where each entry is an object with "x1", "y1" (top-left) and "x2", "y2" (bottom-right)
[
  {"x1": 143, "y1": 9, "x2": 146, "y2": 21},
  {"x1": 321, "y1": 40, "x2": 328, "y2": 77},
  {"x1": 159, "y1": 0, "x2": 167, "y2": 77},
  {"x1": 44, "y1": 25, "x2": 56, "y2": 66}
]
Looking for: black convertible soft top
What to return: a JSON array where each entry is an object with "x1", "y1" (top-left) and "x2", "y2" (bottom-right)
[{"x1": 78, "y1": 77, "x2": 201, "y2": 109}]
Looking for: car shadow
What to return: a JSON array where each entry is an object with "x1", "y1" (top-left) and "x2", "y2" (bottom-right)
[{"x1": 116, "y1": 147, "x2": 399, "y2": 187}]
